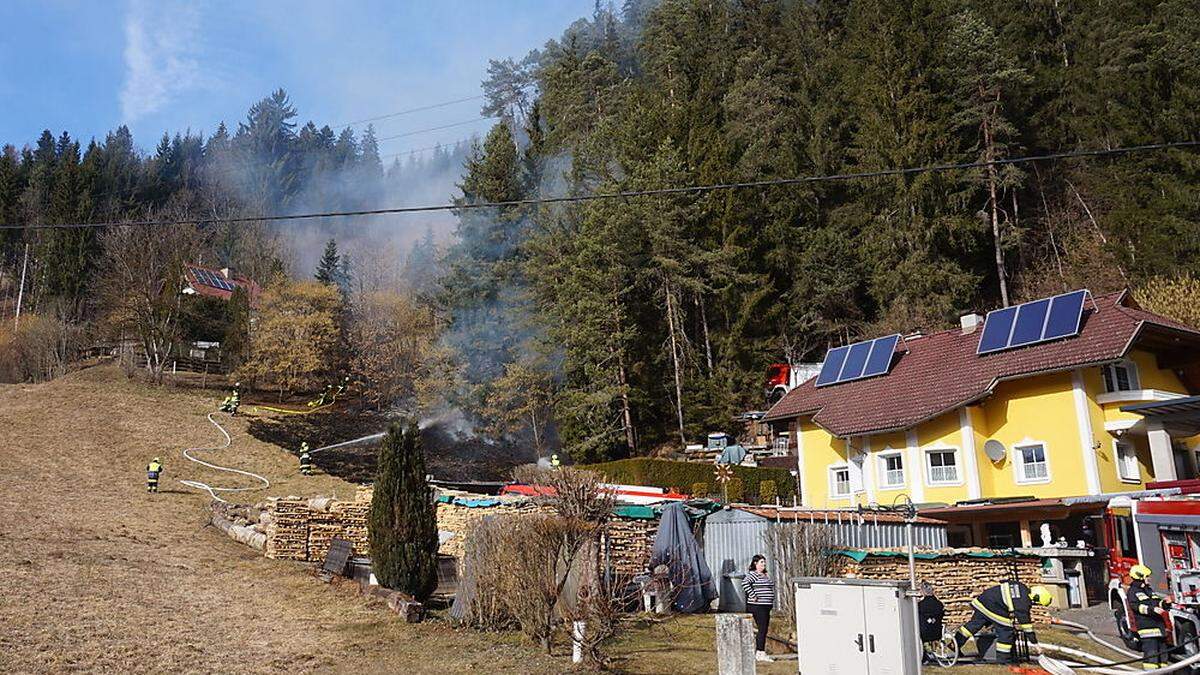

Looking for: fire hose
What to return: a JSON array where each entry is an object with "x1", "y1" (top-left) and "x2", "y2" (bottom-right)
[
  {"x1": 1034, "y1": 617, "x2": 1200, "y2": 674},
  {"x1": 1051, "y1": 618, "x2": 1141, "y2": 658},
  {"x1": 178, "y1": 411, "x2": 270, "y2": 503}
]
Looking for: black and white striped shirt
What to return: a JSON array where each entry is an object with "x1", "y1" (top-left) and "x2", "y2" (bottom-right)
[{"x1": 742, "y1": 570, "x2": 776, "y2": 605}]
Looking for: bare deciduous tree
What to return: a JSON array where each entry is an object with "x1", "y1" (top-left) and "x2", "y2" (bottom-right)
[{"x1": 98, "y1": 215, "x2": 200, "y2": 382}]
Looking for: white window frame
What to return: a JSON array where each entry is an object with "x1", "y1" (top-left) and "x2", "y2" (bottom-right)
[
  {"x1": 877, "y1": 449, "x2": 906, "y2": 489},
  {"x1": 924, "y1": 447, "x2": 962, "y2": 486},
  {"x1": 829, "y1": 465, "x2": 852, "y2": 499},
  {"x1": 1114, "y1": 439, "x2": 1141, "y2": 483},
  {"x1": 1013, "y1": 440, "x2": 1052, "y2": 485},
  {"x1": 1102, "y1": 359, "x2": 1140, "y2": 394}
]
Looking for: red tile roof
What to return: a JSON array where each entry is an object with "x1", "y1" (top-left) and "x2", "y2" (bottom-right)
[
  {"x1": 184, "y1": 265, "x2": 261, "y2": 303},
  {"x1": 737, "y1": 505, "x2": 945, "y2": 525},
  {"x1": 763, "y1": 291, "x2": 1200, "y2": 437}
]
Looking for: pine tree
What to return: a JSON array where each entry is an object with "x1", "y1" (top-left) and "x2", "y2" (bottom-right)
[
  {"x1": 368, "y1": 422, "x2": 438, "y2": 600},
  {"x1": 314, "y1": 238, "x2": 342, "y2": 285}
]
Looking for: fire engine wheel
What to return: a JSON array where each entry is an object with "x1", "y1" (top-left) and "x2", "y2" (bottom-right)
[{"x1": 926, "y1": 634, "x2": 959, "y2": 668}]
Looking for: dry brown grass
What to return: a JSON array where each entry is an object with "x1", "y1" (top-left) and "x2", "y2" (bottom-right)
[{"x1": 0, "y1": 366, "x2": 565, "y2": 674}]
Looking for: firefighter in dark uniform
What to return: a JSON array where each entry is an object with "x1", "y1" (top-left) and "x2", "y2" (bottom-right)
[
  {"x1": 335, "y1": 376, "x2": 349, "y2": 398},
  {"x1": 954, "y1": 581, "x2": 1053, "y2": 662},
  {"x1": 146, "y1": 457, "x2": 163, "y2": 493},
  {"x1": 1128, "y1": 564, "x2": 1171, "y2": 670},
  {"x1": 299, "y1": 442, "x2": 314, "y2": 476}
]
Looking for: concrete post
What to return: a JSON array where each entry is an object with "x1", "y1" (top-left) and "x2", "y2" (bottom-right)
[
  {"x1": 716, "y1": 613, "x2": 756, "y2": 675},
  {"x1": 1147, "y1": 420, "x2": 1177, "y2": 481}
]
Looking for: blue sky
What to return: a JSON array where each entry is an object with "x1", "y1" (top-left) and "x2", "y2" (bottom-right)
[{"x1": 0, "y1": 0, "x2": 592, "y2": 155}]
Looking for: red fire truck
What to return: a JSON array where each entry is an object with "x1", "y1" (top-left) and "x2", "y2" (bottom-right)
[{"x1": 1104, "y1": 494, "x2": 1200, "y2": 660}]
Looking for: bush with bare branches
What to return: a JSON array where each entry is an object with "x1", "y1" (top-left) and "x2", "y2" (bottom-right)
[
  {"x1": 455, "y1": 467, "x2": 625, "y2": 664},
  {"x1": 763, "y1": 523, "x2": 843, "y2": 633}
]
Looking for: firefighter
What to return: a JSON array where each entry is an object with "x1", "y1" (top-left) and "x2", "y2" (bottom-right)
[
  {"x1": 550, "y1": 453, "x2": 561, "y2": 468},
  {"x1": 146, "y1": 457, "x2": 163, "y2": 493},
  {"x1": 219, "y1": 388, "x2": 240, "y2": 415},
  {"x1": 310, "y1": 384, "x2": 333, "y2": 408},
  {"x1": 299, "y1": 442, "x2": 314, "y2": 476},
  {"x1": 1128, "y1": 564, "x2": 1171, "y2": 669},
  {"x1": 335, "y1": 376, "x2": 350, "y2": 398},
  {"x1": 954, "y1": 581, "x2": 1053, "y2": 662}
]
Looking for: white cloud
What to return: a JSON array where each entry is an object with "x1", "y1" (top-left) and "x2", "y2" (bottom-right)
[{"x1": 119, "y1": 0, "x2": 210, "y2": 124}]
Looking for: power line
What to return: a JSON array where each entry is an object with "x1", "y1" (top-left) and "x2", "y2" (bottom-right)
[
  {"x1": 332, "y1": 94, "x2": 486, "y2": 129},
  {"x1": 374, "y1": 117, "x2": 499, "y2": 143},
  {"x1": 5, "y1": 140, "x2": 1196, "y2": 231}
]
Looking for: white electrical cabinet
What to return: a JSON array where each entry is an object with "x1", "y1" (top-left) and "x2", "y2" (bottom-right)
[{"x1": 794, "y1": 577, "x2": 920, "y2": 675}]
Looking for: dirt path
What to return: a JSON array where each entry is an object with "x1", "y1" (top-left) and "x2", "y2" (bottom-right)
[{"x1": 0, "y1": 368, "x2": 560, "y2": 674}]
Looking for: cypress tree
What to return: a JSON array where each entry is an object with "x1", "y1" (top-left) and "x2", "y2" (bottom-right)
[{"x1": 368, "y1": 421, "x2": 438, "y2": 600}]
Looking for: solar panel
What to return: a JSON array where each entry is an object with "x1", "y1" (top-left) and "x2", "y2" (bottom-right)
[
  {"x1": 1043, "y1": 290, "x2": 1088, "y2": 339},
  {"x1": 977, "y1": 289, "x2": 1089, "y2": 355},
  {"x1": 840, "y1": 341, "x2": 873, "y2": 380},
  {"x1": 863, "y1": 334, "x2": 900, "y2": 377},
  {"x1": 815, "y1": 346, "x2": 850, "y2": 387},
  {"x1": 190, "y1": 267, "x2": 236, "y2": 292},
  {"x1": 1010, "y1": 298, "x2": 1051, "y2": 347},
  {"x1": 815, "y1": 334, "x2": 903, "y2": 388}
]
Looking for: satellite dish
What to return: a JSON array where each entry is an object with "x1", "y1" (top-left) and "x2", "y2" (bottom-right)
[{"x1": 983, "y1": 439, "x2": 1006, "y2": 463}]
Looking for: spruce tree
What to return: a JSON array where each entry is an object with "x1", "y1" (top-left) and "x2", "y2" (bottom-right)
[
  {"x1": 314, "y1": 238, "x2": 341, "y2": 285},
  {"x1": 368, "y1": 422, "x2": 438, "y2": 600}
]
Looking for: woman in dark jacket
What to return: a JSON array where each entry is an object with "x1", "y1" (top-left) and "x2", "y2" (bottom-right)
[{"x1": 742, "y1": 554, "x2": 776, "y2": 662}]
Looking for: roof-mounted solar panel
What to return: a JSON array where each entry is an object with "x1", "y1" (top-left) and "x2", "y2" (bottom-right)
[
  {"x1": 977, "y1": 289, "x2": 1089, "y2": 355},
  {"x1": 815, "y1": 334, "x2": 902, "y2": 388}
]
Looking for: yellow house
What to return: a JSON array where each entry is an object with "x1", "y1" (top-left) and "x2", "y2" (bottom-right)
[{"x1": 764, "y1": 290, "x2": 1200, "y2": 547}]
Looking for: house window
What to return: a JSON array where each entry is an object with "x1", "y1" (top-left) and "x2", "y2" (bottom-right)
[
  {"x1": 1014, "y1": 443, "x2": 1050, "y2": 483},
  {"x1": 926, "y1": 449, "x2": 959, "y2": 484},
  {"x1": 879, "y1": 453, "x2": 905, "y2": 488},
  {"x1": 1102, "y1": 360, "x2": 1140, "y2": 393},
  {"x1": 830, "y1": 466, "x2": 851, "y2": 498},
  {"x1": 1115, "y1": 441, "x2": 1140, "y2": 482}
]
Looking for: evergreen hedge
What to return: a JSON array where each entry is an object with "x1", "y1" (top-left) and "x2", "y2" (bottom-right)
[
  {"x1": 580, "y1": 458, "x2": 795, "y2": 503},
  {"x1": 369, "y1": 421, "x2": 438, "y2": 600}
]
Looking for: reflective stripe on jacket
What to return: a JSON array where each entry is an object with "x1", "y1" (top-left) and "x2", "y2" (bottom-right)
[{"x1": 970, "y1": 582, "x2": 1035, "y2": 631}]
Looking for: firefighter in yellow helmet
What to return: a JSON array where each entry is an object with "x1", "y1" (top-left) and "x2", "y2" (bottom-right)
[
  {"x1": 1128, "y1": 564, "x2": 1171, "y2": 670},
  {"x1": 955, "y1": 581, "x2": 1052, "y2": 663},
  {"x1": 146, "y1": 457, "x2": 163, "y2": 493}
]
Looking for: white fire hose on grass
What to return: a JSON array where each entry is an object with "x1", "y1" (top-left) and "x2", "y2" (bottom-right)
[
  {"x1": 178, "y1": 412, "x2": 270, "y2": 503},
  {"x1": 1033, "y1": 616, "x2": 1200, "y2": 674}
]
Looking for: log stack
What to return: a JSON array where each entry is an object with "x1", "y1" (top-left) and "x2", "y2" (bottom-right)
[
  {"x1": 605, "y1": 517, "x2": 659, "y2": 576},
  {"x1": 330, "y1": 501, "x2": 370, "y2": 556},
  {"x1": 840, "y1": 550, "x2": 1048, "y2": 626},
  {"x1": 265, "y1": 497, "x2": 311, "y2": 560}
]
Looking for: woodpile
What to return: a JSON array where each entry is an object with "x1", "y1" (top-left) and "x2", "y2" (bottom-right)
[
  {"x1": 435, "y1": 498, "x2": 547, "y2": 558},
  {"x1": 839, "y1": 549, "x2": 1048, "y2": 626},
  {"x1": 265, "y1": 497, "x2": 310, "y2": 561},
  {"x1": 263, "y1": 495, "x2": 371, "y2": 562},
  {"x1": 605, "y1": 517, "x2": 659, "y2": 576}
]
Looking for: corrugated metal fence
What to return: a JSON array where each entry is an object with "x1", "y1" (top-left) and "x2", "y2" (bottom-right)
[{"x1": 702, "y1": 508, "x2": 947, "y2": 611}]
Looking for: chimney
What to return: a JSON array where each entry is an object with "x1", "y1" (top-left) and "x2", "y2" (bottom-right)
[
  {"x1": 220, "y1": 267, "x2": 236, "y2": 280},
  {"x1": 960, "y1": 313, "x2": 984, "y2": 334}
]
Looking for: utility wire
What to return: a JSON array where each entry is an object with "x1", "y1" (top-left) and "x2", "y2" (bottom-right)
[
  {"x1": 374, "y1": 116, "x2": 499, "y2": 143},
  {"x1": 5, "y1": 140, "x2": 1197, "y2": 231},
  {"x1": 332, "y1": 94, "x2": 486, "y2": 129}
]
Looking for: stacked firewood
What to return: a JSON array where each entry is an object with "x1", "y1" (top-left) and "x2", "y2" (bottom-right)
[
  {"x1": 841, "y1": 550, "x2": 1048, "y2": 626},
  {"x1": 265, "y1": 495, "x2": 371, "y2": 562},
  {"x1": 605, "y1": 517, "x2": 659, "y2": 576},
  {"x1": 265, "y1": 497, "x2": 310, "y2": 560},
  {"x1": 330, "y1": 501, "x2": 370, "y2": 556},
  {"x1": 434, "y1": 499, "x2": 546, "y2": 558}
]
